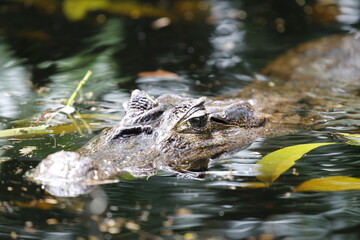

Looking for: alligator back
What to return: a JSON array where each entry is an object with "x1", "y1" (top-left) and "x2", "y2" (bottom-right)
[
  {"x1": 263, "y1": 33, "x2": 360, "y2": 92},
  {"x1": 235, "y1": 32, "x2": 360, "y2": 130}
]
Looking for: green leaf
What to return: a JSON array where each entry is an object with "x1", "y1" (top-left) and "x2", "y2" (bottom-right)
[
  {"x1": 335, "y1": 132, "x2": 360, "y2": 146},
  {"x1": 294, "y1": 176, "x2": 360, "y2": 192},
  {"x1": 0, "y1": 121, "x2": 107, "y2": 138},
  {"x1": 256, "y1": 142, "x2": 336, "y2": 183},
  {"x1": 0, "y1": 125, "x2": 53, "y2": 138},
  {"x1": 118, "y1": 172, "x2": 139, "y2": 181}
]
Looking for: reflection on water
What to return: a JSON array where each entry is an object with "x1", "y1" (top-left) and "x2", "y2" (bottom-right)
[
  {"x1": 0, "y1": 0, "x2": 360, "y2": 239},
  {"x1": 207, "y1": 1, "x2": 244, "y2": 70},
  {"x1": 0, "y1": 43, "x2": 32, "y2": 119}
]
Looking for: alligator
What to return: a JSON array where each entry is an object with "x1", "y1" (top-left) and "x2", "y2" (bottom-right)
[{"x1": 28, "y1": 32, "x2": 360, "y2": 195}]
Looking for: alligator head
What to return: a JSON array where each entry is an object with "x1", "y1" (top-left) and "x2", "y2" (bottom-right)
[{"x1": 29, "y1": 89, "x2": 267, "y2": 193}]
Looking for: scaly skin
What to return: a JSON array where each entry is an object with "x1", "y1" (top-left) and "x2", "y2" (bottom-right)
[
  {"x1": 30, "y1": 92, "x2": 267, "y2": 185},
  {"x1": 29, "y1": 32, "x2": 360, "y2": 193}
]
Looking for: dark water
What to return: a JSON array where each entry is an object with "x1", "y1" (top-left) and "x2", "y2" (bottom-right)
[{"x1": 1, "y1": 0, "x2": 360, "y2": 239}]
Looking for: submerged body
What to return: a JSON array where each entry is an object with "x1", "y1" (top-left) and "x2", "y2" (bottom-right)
[
  {"x1": 29, "y1": 33, "x2": 360, "y2": 192},
  {"x1": 32, "y1": 92, "x2": 267, "y2": 182}
]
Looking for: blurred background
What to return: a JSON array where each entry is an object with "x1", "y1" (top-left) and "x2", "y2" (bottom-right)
[{"x1": 1, "y1": 0, "x2": 359, "y2": 119}]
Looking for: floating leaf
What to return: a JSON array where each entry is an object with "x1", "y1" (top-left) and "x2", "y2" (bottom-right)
[
  {"x1": 118, "y1": 172, "x2": 139, "y2": 181},
  {"x1": 19, "y1": 146, "x2": 37, "y2": 156},
  {"x1": 256, "y1": 142, "x2": 336, "y2": 183},
  {"x1": 0, "y1": 125, "x2": 53, "y2": 138},
  {"x1": 294, "y1": 176, "x2": 360, "y2": 192},
  {"x1": 75, "y1": 113, "x2": 121, "y2": 120},
  {"x1": 15, "y1": 199, "x2": 58, "y2": 210},
  {"x1": 138, "y1": 69, "x2": 180, "y2": 79},
  {"x1": 239, "y1": 182, "x2": 270, "y2": 188},
  {"x1": 0, "y1": 122, "x2": 107, "y2": 138},
  {"x1": 334, "y1": 132, "x2": 360, "y2": 146}
]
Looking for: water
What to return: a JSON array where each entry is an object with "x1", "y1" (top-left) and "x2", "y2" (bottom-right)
[{"x1": 1, "y1": 0, "x2": 360, "y2": 239}]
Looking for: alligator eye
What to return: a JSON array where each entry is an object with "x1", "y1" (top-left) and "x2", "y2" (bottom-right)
[{"x1": 188, "y1": 115, "x2": 207, "y2": 128}]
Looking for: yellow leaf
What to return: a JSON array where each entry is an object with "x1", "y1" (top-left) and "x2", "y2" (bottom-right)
[
  {"x1": 294, "y1": 176, "x2": 360, "y2": 192},
  {"x1": 63, "y1": 0, "x2": 172, "y2": 21},
  {"x1": 256, "y1": 143, "x2": 336, "y2": 183},
  {"x1": 63, "y1": 0, "x2": 109, "y2": 21},
  {"x1": 15, "y1": 199, "x2": 58, "y2": 210},
  {"x1": 239, "y1": 182, "x2": 270, "y2": 188},
  {"x1": 335, "y1": 132, "x2": 360, "y2": 146}
]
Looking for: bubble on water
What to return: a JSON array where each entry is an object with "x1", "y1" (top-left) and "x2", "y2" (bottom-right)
[{"x1": 89, "y1": 188, "x2": 108, "y2": 215}]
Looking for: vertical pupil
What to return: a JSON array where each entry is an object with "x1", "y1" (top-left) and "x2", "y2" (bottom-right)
[{"x1": 189, "y1": 116, "x2": 207, "y2": 128}]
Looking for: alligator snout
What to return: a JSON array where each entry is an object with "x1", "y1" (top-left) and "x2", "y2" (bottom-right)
[
  {"x1": 28, "y1": 151, "x2": 94, "y2": 184},
  {"x1": 210, "y1": 103, "x2": 266, "y2": 128}
]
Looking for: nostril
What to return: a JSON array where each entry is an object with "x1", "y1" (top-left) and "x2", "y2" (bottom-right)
[
  {"x1": 209, "y1": 103, "x2": 265, "y2": 127},
  {"x1": 225, "y1": 105, "x2": 254, "y2": 122}
]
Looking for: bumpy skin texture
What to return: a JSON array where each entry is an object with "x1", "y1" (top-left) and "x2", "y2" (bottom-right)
[
  {"x1": 29, "y1": 32, "x2": 360, "y2": 193},
  {"x1": 30, "y1": 91, "x2": 266, "y2": 185}
]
